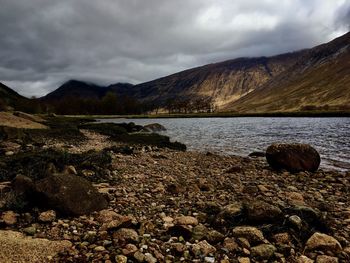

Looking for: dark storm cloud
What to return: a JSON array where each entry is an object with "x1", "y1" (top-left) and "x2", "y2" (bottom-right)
[{"x1": 0, "y1": 0, "x2": 348, "y2": 97}]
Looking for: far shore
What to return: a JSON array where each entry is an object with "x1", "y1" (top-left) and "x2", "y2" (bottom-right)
[{"x1": 60, "y1": 110, "x2": 350, "y2": 119}]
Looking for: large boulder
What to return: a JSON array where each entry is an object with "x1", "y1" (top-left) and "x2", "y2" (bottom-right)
[
  {"x1": 34, "y1": 173, "x2": 108, "y2": 216},
  {"x1": 266, "y1": 143, "x2": 321, "y2": 172}
]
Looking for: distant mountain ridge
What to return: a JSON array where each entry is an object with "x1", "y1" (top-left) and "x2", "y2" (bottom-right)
[{"x1": 3, "y1": 31, "x2": 350, "y2": 113}]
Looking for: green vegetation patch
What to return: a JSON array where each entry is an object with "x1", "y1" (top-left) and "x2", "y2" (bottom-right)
[{"x1": 81, "y1": 122, "x2": 186, "y2": 151}]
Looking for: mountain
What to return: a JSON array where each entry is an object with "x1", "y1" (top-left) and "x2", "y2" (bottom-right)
[
  {"x1": 223, "y1": 32, "x2": 350, "y2": 112},
  {"x1": 42, "y1": 80, "x2": 135, "y2": 102},
  {"x1": 41, "y1": 31, "x2": 350, "y2": 113},
  {"x1": 0, "y1": 82, "x2": 26, "y2": 107},
  {"x1": 42, "y1": 80, "x2": 108, "y2": 101},
  {"x1": 130, "y1": 52, "x2": 304, "y2": 108}
]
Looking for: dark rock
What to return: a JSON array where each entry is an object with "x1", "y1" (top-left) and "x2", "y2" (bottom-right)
[
  {"x1": 34, "y1": 173, "x2": 108, "y2": 216},
  {"x1": 214, "y1": 202, "x2": 243, "y2": 227},
  {"x1": 143, "y1": 123, "x2": 166, "y2": 132},
  {"x1": 266, "y1": 143, "x2": 321, "y2": 172},
  {"x1": 245, "y1": 200, "x2": 282, "y2": 223},
  {"x1": 12, "y1": 175, "x2": 34, "y2": 195},
  {"x1": 167, "y1": 225, "x2": 193, "y2": 241},
  {"x1": 251, "y1": 244, "x2": 277, "y2": 259}
]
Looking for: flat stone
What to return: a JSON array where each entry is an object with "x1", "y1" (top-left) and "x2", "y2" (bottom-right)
[
  {"x1": 305, "y1": 232, "x2": 342, "y2": 252},
  {"x1": 94, "y1": 246, "x2": 105, "y2": 252},
  {"x1": 174, "y1": 216, "x2": 198, "y2": 226},
  {"x1": 122, "y1": 244, "x2": 138, "y2": 256},
  {"x1": 191, "y1": 240, "x2": 216, "y2": 256},
  {"x1": 251, "y1": 244, "x2": 276, "y2": 259},
  {"x1": 316, "y1": 255, "x2": 339, "y2": 263},
  {"x1": 232, "y1": 226, "x2": 264, "y2": 244},
  {"x1": 38, "y1": 210, "x2": 56, "y2": 223},
  {"x1": 296, "y1": 255, "x2": 314, "y2": 263},
  {"x1": 23, "y1": 226, "x2": 36, "y2": 236},
  {"x1": 245, "y1": 200, "x2": 282, "y2": 223},
  {"x1": 113, "y1": 228, "x2": 139, "y2": 244},
  {"x1": 95, "y1": 209, "x2": 119, "y2": 223},
  {"x1": 144, "y1": 253, "x2": 157, "y2": 263},
  {"x1": 238, "y1": 257, "x2": 251, "y2": 263},
  {"x1": 2, "y1": 211, "x2": 17, "y2": 225}
]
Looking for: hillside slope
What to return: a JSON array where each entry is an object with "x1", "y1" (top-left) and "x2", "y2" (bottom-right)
[
  {"x1": 224, "y1": 32, "x2": 350, "y2": 113},
  {"x1": 0, "y1": 82, "x2": 25, "y2": 106},
  {"x1": 131, "y1": 52, "x2": 304, "y2": 108}
]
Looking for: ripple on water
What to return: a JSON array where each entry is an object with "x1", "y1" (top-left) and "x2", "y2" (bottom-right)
[{"x1": 97, "y1": 117, "x2": 350, "y2": 172}]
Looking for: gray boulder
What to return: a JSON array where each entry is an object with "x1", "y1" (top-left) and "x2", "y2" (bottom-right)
[{"x1": 266, "y1": 143, "x2": 320, "y2": 172}]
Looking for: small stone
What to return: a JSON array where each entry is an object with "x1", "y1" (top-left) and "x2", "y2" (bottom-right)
[
  {"x1": 115, "y1": 255, "x2": 128, "y2": 263},
  {"x1": 296, "y1": 255, "x2": 314, "y2": 263},
  {"x1": 171, "y1": 243, "x2": 186, "y2": 254},
  {"x1": 63, "y1": 165, "x2": 77, "y2": 175},
  {"x1": 2, "y1": 211, "x2": 17, "y2": 225},
  {"x1": 134, "y1": 251, "x2": 145, "y2": 262},
  {"x1": 101, "y1": 216, "x2": 132, "y2": 231},
  {"x1": 38, "y1": 210, "x2": 56, "y2": 223},
  {"x1": 23, "y1": 226, "x2": 36, "y2": 236},
  {"x1": 238, "y1": 257, "x2": 251, "y2": 263},
  {"x1": 94, "y1": 246, "x2": 106, "y2": 252},
  {"x1": 122, "y1": 244, "x2": 138, "y2": 256},
  {"x1": 232, "y1": 226, "x2": 264, "y2": 244},
  {"x1": 113, "y1": 228, "x2": 139, "y2": 244},
  {"x1": 192, "y1": 224, "x2": 209, "y2": 241},
  {"x1": 5, "y1": 151, "x2": 14, "y2": 156},
  {"x1": 223, "y1": 238, "x2": 239, "y2": 252},
  {"x1": 162, "y1": 216, "x2": 174, "y2": 223},
  {"x1": 96, "y1": 209, "x2": 119, "y2": 223},
  {"x1": 216, "y1": 202, "x2": 243, "y2": 224},
  {"x1": 285, "y1": 192, "x2": 305, "y2": 205},
  {"x1": 144, "y1": 253, "x2": 157, "y2": 263},
  {"x1": 237, "y1": 237, "x2": 250, "y2": 249},
  {"x1": 204, "y1": 256, "x2": 215, "y2": 263},
  {"x1": 273, "y1": 233, "x2": 291, "y2": 245},
  {"x1": 192, "y1": 240, "x2": 216, "y2": 256},
  {"x1": 288, "y1": 215, "x2": 303, "y2": 229},
  {"x1": 174, "y1": 216, "x2": 198, "y2": 226},
  {"x1": 305, "y1": 232, "x2": 342, "y2": 252},
  {"x1": 251, "y1": 244, "x2": 276, "y2": 259},
  {"x1": 316, "y1": 255, "x2": 339, "y2": 263},
  {"x1": 207, "y1": 230, "x2": 225, "y2": 244},
  {"x1": 258, "y1": 185, "x2": 269, "y2": 192}
]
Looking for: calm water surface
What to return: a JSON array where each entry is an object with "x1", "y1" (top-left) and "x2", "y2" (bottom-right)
[{"x1": 98, "y1": 117, "x2": 350, "y2": 172}]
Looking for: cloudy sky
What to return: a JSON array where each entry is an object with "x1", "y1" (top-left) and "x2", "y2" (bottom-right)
[{"x1": 0, "y1": 0, "x2": 349, "y2": 97}]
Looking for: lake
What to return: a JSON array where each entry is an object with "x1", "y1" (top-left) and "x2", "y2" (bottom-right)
[{"x1": 97, "y1": 117, "x2": 350, "y2": 172}]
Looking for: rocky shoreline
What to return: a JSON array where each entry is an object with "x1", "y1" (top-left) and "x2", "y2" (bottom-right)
[{"x1": 0, "y1": 114, "x2": 349, "y2": 262}]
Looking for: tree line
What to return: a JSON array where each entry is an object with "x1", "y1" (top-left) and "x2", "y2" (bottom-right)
[
  {"x1": 2, "y1": 92, "x2": 215, "y2": 115},
  {"x1": 162, "y1": 96, "x2": 215, "y2": 114}
]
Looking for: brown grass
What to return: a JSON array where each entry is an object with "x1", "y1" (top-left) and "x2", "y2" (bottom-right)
[{"x1": 0, "y1": 112, "x2": 47, "y2": 129}]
